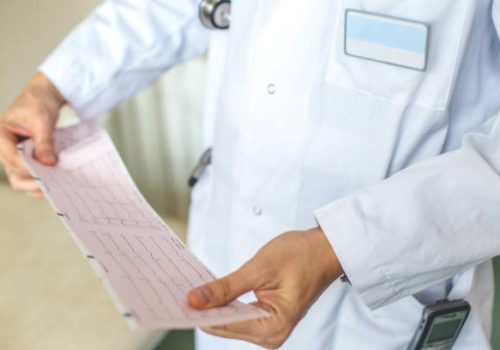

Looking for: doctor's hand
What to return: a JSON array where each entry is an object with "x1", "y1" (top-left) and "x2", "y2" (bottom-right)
[
  {"x1": 0, "y1": 73, "x2": 65, "y2": 199},
  {"x1": 188, "y1": 227, "x2": 343, "y2": 349}
]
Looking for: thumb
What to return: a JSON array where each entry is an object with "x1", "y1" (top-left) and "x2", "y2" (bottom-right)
[
  {"x1": 33, "y1": 119, "x2": 56, "y2": 165},
  {"x1": 188, "y1": 266, "x2": 256, "y2": 309}
]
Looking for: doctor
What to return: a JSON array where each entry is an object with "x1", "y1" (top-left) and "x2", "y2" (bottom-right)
[{"x1": 1, "y1": 0, "x2": 500, "y2": 349}]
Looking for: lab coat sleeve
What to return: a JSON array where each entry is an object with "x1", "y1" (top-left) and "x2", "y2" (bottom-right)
[
  {"x1": 39, "y1": 0, "x2": 208, "y2": 119},
  {"x1": 315, "y1": 111, "x2": 500, "y2": 309},
  {"x1": 314, "y1": 3, "x2": 500, "y2": 310}
]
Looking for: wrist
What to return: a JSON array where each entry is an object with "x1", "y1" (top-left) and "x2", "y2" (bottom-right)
[
  {"x1": 25, "y1": 72, "x2": 66, "y2": 111},
  {"x1": 307, "y1": 227, "x2": 344, "y2": 284}
]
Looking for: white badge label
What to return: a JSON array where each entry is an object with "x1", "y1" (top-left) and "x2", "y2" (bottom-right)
[{"x1": 344, "y1": 10, "x2": 429, "y2": 71}]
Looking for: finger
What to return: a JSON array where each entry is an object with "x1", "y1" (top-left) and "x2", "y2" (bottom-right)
[
  {"x1": 8, "y1": 174, "x2": 39, "y2": 193},
  {"x1": 26, "y1": 190, "x2": 44, "y2": 200},
  {"x1": 188, "y1": 263, "x2": 258, "y2": 309},
  {"x1": 201, "y1": 316, "x2": 281, "y2": 349},
  {"x1": 202, "y1": 302, "x2": 290, "y2": 349},
  {"x1": 205, "y1": 310, "x2": 274, "y2": 336},
  {"x1": 205, "y1": 301, "x2": 278, "y2": 336},
  {"x1": 0, "y1": 128, "x2": 30, "y2": 174},
  {"x1": 32, "y1": 116, "x2": 56, "y2": 165},
  {"x1": 5, "y1": 165, "x2": 33, "y2": 180},
  {"x1": 1, "y1": 122, "x2": 33, "y2": 138},
  {"x1": 201, "y1": 324, "x2": 264, "y2": 346}
]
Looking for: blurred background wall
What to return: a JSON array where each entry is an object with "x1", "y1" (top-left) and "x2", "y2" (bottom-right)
[
  {"x1": 0, "y1": 0, "x2": 205, "y2": 221},
  {"x1": 0, "y1": 1, "x2": 101, "y2": 103}
]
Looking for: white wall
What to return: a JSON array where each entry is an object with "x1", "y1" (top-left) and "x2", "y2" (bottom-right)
[{"x1": 0, "y1": 0, "x2": 102, "y2": 111}]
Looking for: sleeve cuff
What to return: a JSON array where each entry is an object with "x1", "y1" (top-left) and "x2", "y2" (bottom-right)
[
  {"x1": 39, "y1": 54, "x2": 98, "y2": 121},
  {"x1": 314, "y1": 196, "x2": 399, "y2": 309}
]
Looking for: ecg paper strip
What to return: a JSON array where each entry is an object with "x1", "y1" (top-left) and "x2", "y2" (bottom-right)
[{"x1": 18, "y1": 122, "x2": 268, "y2": 330}]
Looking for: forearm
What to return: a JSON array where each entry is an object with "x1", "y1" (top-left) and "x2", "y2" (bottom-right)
[
  {"x1": 39, "y1": 0, "x2": 208, "y2": 119},
  {"x1": 316, "y1": 110, "x2": 500, "y2": 309}
]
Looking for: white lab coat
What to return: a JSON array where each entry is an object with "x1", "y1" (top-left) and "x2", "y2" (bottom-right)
[{"x1": 40, "y1": 0, "x2": 500, "y2": 349}]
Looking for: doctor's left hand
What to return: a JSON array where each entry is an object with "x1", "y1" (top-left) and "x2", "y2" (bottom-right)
[{"x1": 187, "y1": 227, "x2": 343, "y2": 349}]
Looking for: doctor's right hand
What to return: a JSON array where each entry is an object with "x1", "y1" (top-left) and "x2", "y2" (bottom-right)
[
  {"x1": 188, "y1": 227, "x2": 343, "y2": 349},
  {"x1": 0, "y1": 72, "x2": 65, "y2": 199}
]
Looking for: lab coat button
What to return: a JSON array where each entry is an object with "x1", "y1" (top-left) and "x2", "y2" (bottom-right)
[
  {"x1": 252, "y1": 206, "x2": 262, "y2": 216},
  {"x1": 267, "y1": 84, "x2": 276, "y2": 95}
]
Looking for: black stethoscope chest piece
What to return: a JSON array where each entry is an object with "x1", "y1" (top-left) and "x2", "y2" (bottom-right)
[{"x1": 199, "y1": 0, "x2": 231, "y2": 29}]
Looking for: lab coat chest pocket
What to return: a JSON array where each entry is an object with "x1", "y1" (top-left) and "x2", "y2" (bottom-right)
[{"x1": 325, "y1": 0, "x2": 473, "y2": 111}]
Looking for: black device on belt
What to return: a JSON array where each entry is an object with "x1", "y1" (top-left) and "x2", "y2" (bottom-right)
[{"x1": 408, "y1": 299, "x2": 470, "y2": 350}]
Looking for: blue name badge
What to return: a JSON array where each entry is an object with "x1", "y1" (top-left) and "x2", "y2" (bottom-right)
[{"x1": 344, "y1": 10, "x2": 429, "y2": 71}]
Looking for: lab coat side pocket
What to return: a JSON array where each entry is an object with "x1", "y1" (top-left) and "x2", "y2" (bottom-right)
[{"x1": 324, "y1": 0, "x2": 474, "y2": 111}]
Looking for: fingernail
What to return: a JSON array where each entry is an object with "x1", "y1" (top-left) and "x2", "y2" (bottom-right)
[
  {"x1": 191, "y1": 287, "x2": 210, "y2": 306},
  {"x1": 40, "y1": 151, "x2": 56, "y2": 163}
]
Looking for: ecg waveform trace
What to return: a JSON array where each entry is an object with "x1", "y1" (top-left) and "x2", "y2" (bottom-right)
[{"x1": 19, "y1": 122, "x2": 267, "y2": 329}]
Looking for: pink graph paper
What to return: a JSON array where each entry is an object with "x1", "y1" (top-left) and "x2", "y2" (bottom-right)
[{"x1": 18, "y1": 122, "x2": 267, "y2": 330}]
